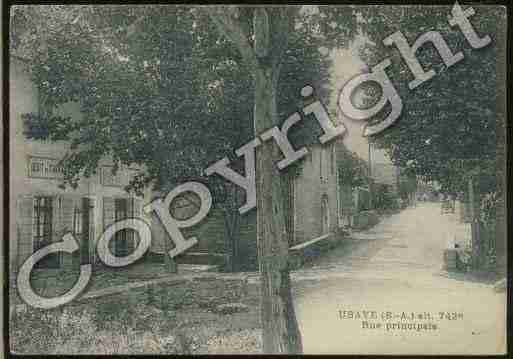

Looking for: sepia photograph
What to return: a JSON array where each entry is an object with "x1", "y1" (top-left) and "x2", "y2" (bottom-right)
[{"x1": 6, "y1": 3, "x2": 508, "y2": 355}]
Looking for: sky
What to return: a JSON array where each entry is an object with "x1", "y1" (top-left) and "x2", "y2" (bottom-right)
[{"x1": 326, "y1": 40, "x2": 391, "y2": 166}]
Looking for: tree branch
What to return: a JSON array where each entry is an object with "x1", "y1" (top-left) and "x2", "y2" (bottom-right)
[
  {"x1": 269, "y1": 7, "x2": 298, "y2": 70},
  {"x1": 201, "y1": 6, "x2": 259, "y2": 71}
]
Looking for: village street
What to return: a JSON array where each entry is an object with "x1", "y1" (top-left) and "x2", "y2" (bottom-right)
[{"x1": 291, "y1": 202, "x2": 506, "y2": 355}]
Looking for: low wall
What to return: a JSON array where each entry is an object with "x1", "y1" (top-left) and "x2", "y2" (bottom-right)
[
  {"x1": 352, "y1": 210, "x2": 380, "y2": 230},
  {"x1": 288, "y1": 232, "x2": 344, "y2": 269},
  {"x1": 57, "y1": 273, "x2": 249, "y2": 314}
]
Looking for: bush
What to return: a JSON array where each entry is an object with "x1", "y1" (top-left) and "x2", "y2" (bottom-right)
[
  {"x1": 10, "y1": 306, "x2": 97, "y2": 354},
  {"x1": 10, "y1": 276, "x2": 252, "y2": 354},
  {"x1": 373, "y1": 184, "x2": 399, "y2": 211}
]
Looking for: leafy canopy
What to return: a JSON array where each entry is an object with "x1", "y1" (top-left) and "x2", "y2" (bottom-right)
[
  {"x1": 354, "y1": 5, "x2": 505, "y2": 194},
  {"x1": 12, "y1": 5, "x2": 348, "y2": 198}
]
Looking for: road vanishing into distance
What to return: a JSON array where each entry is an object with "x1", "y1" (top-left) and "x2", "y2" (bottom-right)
[{"x1": 291, "y1": 202, "x2": 506, "y2": 355}]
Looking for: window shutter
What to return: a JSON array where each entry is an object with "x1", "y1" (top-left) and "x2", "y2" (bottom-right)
[
  {"x1": 148, "y1": 211, "x2": 163, "y2": 254},
  {"x1": 55, "y1": 196, "x2": 74, "y2": 240},
  {"x1": 84, "y1": 197, "x2": 99, "y2": 265},
  {"x1": 15, "y1": 195, "x2": 34, "y2": 264},
  {"x1": 102, "y1": 197, "x2": 117, "y2": 262},
  {"x1": 129, "y1": 197, "x2": 143, "y2": 253},
  {"x1": 55, "y1": 196, "x2": 74, "y2": 268},
  {"x1": 127, "y1": 197, "x2": 134, "y2": 217},
  {"x1": 132, "y1": 198, "x2": 142, "y2": 217},
  {"x1": 103, "y1": 197, "x2": 115, "y2": 229},
  {"x1": 52, "y1": 196, "x2": 59, "y2": 243}
]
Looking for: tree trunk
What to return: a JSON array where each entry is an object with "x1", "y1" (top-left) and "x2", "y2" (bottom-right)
[
  {"x1": 224, "y1": 211, "x2": 239, "y2": 272},
  {"x1": 202, "y1": 5, "x2": 302, "y2": 353},
  {"x1": 468, "y1": 177, "x2": 481, "y2": 269},
  {"x1": 221, "y1": 186, "x2": 241, "y2": 272},
  {"x1": 254, "y1": 66, "x2": 302, "y2": 354}
]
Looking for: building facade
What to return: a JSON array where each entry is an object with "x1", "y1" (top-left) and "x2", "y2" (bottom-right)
[
  {"x1": 289, "y1": 142, "x2": 340, "y2": 244},
  {"x1": 170, "y1": 141, "x2": 343, "y2": 271},
  {"x1": 9, "y1": 57, "x2": 163, "y2": 279}
]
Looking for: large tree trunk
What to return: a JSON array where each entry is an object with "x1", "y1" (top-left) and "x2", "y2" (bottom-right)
[
  {"x1": 203, "y1": 6, "x2": 302, "y2": 353},
  {"x1": 254, "y1": 66, "x2": 302, "y2": 354}
]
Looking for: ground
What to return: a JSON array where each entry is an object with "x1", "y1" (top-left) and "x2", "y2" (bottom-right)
[
  {"x1": 291, "y1": 202, "x2": 506, "y2": 355},
  {"x1": 11, "y1": 260, "x2": 216, "y2": 305},
  {"x1": 10, "y1": 202, "x2": 506, "y2": 354}
]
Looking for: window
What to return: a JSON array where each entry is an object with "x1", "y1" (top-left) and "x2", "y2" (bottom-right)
[
  {"x1": 73, "y1": 206, "x2": 83, "y2": 236},
  {"x1": 101, "y1": 166, "x2": 125, "y2": 187},
  {"x1": 33, "y1": 196, "x2": 59, "y2": 268},
  {"x1": 28, "y1": 157, "x2": 64, "y2": 179},
  {"x1": 72, "y1": 198, "x2": 93, "y2": 265},
  {"x1": 33, "y1": 196, "x2": 53, "y2": 250},
  {"x1": 321, "y1": 195, "x2": 330, "y2": 234},
  {"x1": 101, "y1": 166, "x2": 137, "y2": 187},
  {"x1": 112, "y1": 198, "x2": 136, "y2": 257}
]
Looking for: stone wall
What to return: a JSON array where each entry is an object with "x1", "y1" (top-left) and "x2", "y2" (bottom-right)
[
  {"x1": 352, "y1": 210, "x2": 380, "y2": 230},
  {"x1": 288, "y1": 233, "x2": 345, "y2": 270},
  {"x1": 71, "y1": 273, "x2": 250, "y2": 313},
  {"x1": 292, "y1": 144, "x2": 339, "y2": 244}
]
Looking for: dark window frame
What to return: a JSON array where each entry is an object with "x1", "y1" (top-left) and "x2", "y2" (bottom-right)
[
  {"x1": 33, "y1": 196, "x2": 53, "y2": 251},
  {"x1": 113, "y1": 198, "x2": 135, "y2": 257},
  {"x1": 33, "y1": 196, "x2": 60, "y2": 268}
]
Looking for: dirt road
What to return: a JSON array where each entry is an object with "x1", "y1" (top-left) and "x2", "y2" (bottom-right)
[{"x1": 291, "y1": 202, "x2": 506, "y2": 354}]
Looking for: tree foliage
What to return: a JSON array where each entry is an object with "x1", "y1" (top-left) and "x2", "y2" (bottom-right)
[
  {"x1": 337, "y1": 147, "x2": 369, "y2": 188},
  {"x1": 12, "y1": 5, "x2": 333, "y2": 197},
  {"x1": 353, "y1": 5, "x2": 506, "y2": 195}
]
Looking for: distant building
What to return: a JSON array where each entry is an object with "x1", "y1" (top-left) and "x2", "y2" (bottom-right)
[{"x1": 289, "y1": 142, "x2": 341, "y2": 243}]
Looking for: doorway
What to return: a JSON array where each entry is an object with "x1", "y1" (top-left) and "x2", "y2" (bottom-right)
[
  {"x1": 72, "y1": 197, "x2": 94, "y2": 267},
  {"x1": 321, "y1": 195, "x2": 330, "y2": 235}
]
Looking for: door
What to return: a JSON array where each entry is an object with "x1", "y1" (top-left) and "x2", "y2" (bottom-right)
[
  {"x1": 285, "y1": 175, "x2": 295, "y2": 246},
  {"x1": 114, "y1": 198, "x2": 129, "y2": 257},
  {"x1": 72, "y1": 197, "x2": 94, "y2": 266},
  {"x1": 321, "y1": 195, "x2": 330, "y2": 235}
]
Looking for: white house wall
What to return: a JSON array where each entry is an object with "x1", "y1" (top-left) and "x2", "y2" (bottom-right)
[{"x1": 9, "y1": 57, "x2": 158, "y2": 276}]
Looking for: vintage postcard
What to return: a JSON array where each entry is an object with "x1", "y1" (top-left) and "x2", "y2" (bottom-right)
[{"x1": 6, "y1": 3, "x2": 508, "y2": 355}]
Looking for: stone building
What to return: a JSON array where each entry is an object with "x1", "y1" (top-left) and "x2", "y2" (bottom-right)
[
  {"x1": 9, "y1": 56, "x2": 161, "y2": 280},
  {"x1": 289, "y1": 142, "x2": 340, "y2": 244},
  {"x1": 176, "y1": 141, "x2": 343, "y2": 271}
]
